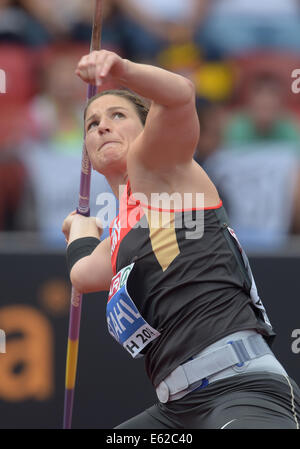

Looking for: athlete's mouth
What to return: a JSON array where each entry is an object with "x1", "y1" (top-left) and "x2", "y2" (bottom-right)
[{"x1": 99, "y1": 140, "x2": 121, "y2": 151}]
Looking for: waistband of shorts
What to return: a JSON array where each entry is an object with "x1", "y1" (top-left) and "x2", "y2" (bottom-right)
[{"x1": 155, "y1": 330, "x2": 287, "y2": 403}]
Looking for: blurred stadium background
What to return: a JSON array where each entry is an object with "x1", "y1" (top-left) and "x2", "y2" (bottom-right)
[{"x1": 0, "y1": 0, "x2": 300, "y2": 429}]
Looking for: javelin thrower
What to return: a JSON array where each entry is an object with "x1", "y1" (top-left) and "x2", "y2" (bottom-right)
[
  {"x1": 63, "y1": 0, "x2": 104, "y2": 430},
  {"x1": 62, "y1": 3, "x2": 300, "y2": 430}
]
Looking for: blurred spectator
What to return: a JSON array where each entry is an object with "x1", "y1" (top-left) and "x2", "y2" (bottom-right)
[
  {"x1": 203, "y1": 148, "x2": 300, "y2": 250},
  {"x1": 70, "y1": 0, "x2": 131, "y2": 57},
  {"x1": 0, "y1": 151, "x2": 33, "y2": 231},
  {"x1": 22, "y1": 0, "x2": 92, "y2": 38},
  {"x1": 0, "y1": 43, "x2": 38, "y2": 231},
  {"x1": 0, "y1": 43, "x2": 38, "y2": 151},
  {"x1": 197, "y1": 0, "x2": 300, "y2": 57},
  {"x1": 194, "y1": 99, "x2": 228, "y2": 164},
  {"x1": 0, "y1": 1, "x2": 99, "y2": 47},
  {"x1": 20, "y1": 42, "x2": 116, "y2": 245},
  {"x1": 195, "y1": 100, "x2": 300, "y2": 250},
  {"x1": 21, "y1": 146, "x2": 116, "y2": 246},
  {"x1": 224, "y1": 71, "x2": 300, "y2": 150},
  {"x1": 28, "y1": 42, "x2": 88, "y2": 153},
  {"x1": 231, "y1": 51, "x2": 300, "y2": 111},
  {"x1": 0, "y1": 0, "x2": 57, "y2": 47},
  {"x1": 0, "y1": 0, "x2": 127, "y2": 53},
  {"x1": 0, "y1": 43, "x2": 36, "y2": 104},
  {"x1": 113, "y1": 0, "x2": 207, "y2": 61}
]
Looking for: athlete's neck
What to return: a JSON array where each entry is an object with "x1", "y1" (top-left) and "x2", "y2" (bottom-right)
[{"x1": 105, "y1": 172, "x2": 128, "y2": 199}]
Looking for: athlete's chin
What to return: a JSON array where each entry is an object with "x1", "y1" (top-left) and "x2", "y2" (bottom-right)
[
  {"x1": 93, "y1": 153, "x2": 126, "y2": 174},
  {"x1": 98, "y1": 144, "x2": 127, "y2": 159}
]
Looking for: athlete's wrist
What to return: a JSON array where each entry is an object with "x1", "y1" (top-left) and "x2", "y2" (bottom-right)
[
  {"x1": 66, "y1": 236, "x2": 100, "y2": 275},
  {"x1": 68, "y1": 215, "x2": 102, "y2": 244}
]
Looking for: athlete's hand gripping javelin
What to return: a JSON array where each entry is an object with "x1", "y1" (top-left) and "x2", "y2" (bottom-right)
[
  {"x1": 75, "y1": 50, "x2": 127, "y2": 87},
  {"x1": 62, "y1": 211, "x2": 103, "y2": 245}
]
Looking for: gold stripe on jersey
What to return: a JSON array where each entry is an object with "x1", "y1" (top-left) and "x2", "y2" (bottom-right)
[{"x1": 143, "y1": 208, "x2": 180, "y2": 272}]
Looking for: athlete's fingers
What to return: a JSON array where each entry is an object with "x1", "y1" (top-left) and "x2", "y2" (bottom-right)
[
  {"x1": 75, "y1": 54, "x2": 92, "y2": 83},
  {"x1": 76, "y1": 50, "x2": 124, "y2": 85},
  {"x1": 85, "y1": 52, "x2": 98, "y2": 85},
  {"x1": 95, "y1": 52, "x2": 122, "y2": 86},
  {"x1": 100, "y1": 53, "x2": 116, "y2": 78},
  {"x1": 94, "y1": 51, "x2": 112, "y2": 86},
  {"x1": 76, "y1": 52, "x2": 100, "y2": 84},
  {"x1": 62, "y1": 210, "x2": 77, "y2": 240},
  {"x1": 76, "y1": 51, "x2": 102, "y2": 83}
]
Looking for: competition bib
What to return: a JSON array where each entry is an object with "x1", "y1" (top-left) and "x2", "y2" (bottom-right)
[{"x1": 107, "y1": 263, "x2": 161, "y2": 358}]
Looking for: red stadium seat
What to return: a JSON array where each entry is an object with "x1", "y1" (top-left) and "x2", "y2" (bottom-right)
[
  {"x1": 0, "y1": 44, "x2": 37, "y2": 107},
  {"x1": 229, "y1": 50, "x2": 300, "y2": 111}
]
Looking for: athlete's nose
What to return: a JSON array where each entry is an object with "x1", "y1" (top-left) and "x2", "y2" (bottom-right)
[{"x1": 98, "y1": 118, "x2": 112, "y2": 135}]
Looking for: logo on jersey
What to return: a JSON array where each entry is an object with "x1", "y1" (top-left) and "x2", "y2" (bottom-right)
[{"x1": 110, "y1": 216, "x2": 121, "y2": 256}]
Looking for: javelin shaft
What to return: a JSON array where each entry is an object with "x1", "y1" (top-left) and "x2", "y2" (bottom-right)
[
  {"x1": 63, "y1": 0, "x2": 104, "y2": 430},
  {"x1": 78, "y1": 0, "x2": 104, "y2": 216}
]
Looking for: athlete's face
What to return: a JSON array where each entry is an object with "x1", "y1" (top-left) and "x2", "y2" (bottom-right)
[{"x1": 84, "y1": 95, "x2": 144, "y2": 174}]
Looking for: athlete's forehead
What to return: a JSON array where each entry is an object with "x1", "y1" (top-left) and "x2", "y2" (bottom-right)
[{"x1": 85, "y1": 94, "x2": 139, "y2": 122}]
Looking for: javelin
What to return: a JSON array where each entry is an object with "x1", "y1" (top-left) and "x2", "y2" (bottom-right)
[{"x1": 63, "y1": 0, "x2": 104, "y2": 430}]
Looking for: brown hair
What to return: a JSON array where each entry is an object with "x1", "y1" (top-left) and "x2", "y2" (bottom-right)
[{"x1": 84, "y1": 89, "x2": 150, "y2": 126}]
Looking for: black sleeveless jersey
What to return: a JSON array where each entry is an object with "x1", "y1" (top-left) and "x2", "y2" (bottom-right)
[{"x1": 108, "y1": 182, "x2": 275, "y2": 387}]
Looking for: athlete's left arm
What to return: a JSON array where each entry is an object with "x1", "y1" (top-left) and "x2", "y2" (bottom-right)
[{"x1": 123, "y1": 60, "x2": 200, "y2": 169}]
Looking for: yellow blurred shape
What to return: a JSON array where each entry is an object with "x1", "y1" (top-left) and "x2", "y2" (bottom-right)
[
  {"x1": 194, "y1": 62, "x2": 234, "y2": 101},
  {"x1": 39, "y1": 279, "x2": 70, "y2": 316},
  {"x1": 158, "y1": 43, "x2": 201, "y2": 71}
]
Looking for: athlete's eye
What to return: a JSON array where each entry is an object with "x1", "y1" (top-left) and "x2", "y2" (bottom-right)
[
  {"x1": 87, "y1": 120, "x2": 99, "y2": 131},
  {"x1": 112, "y1": 112, "x2": 125, "y2": 120}
]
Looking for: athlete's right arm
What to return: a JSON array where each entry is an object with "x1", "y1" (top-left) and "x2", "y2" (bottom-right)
[
  {"x1": 70, "y1": 237, "x2": 113, "y2": 294},
  {"x1": 62, "y1": 211, "x2": 113, "y2": 294}
]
